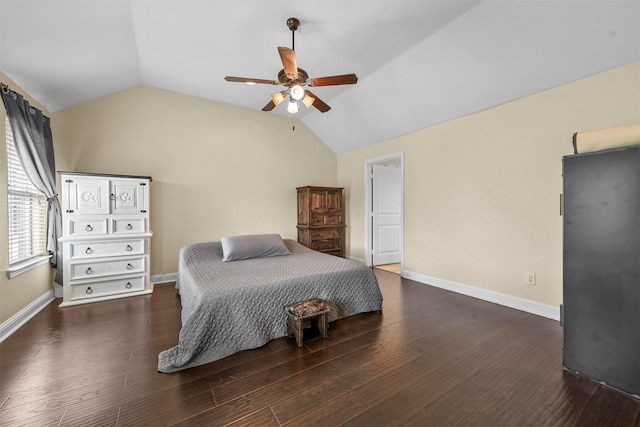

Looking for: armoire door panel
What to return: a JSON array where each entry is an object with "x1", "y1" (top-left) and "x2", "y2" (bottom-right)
[{"x1": 67, "y1": 178, "x2": 110, "y2": 214}]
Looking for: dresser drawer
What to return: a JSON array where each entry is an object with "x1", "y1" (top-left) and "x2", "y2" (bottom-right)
[
  {"x1": 69, "y1": 239, "x2": 145, "y2": 259},
  {"x1": 112, "y1": 218, "x2": 146, "y2": 234},
  {"x1": 70, "y1": 257, "x2": 145, "y2": 280},
  {"x1": 70, "y1": 276, "x2": 146, "y2": 301},
  {"x1": 310, "y1": 213, "x2": 342, "y2": 226},
  {"x1": 310, "y1": 228, "x2": 342, "y2": 240},
  {"x1": 67, "y1": 219, "x2": 108, "y2": 237},
  {"x1": 310, "y1": 239, "x2": 341, "y2": 251}
]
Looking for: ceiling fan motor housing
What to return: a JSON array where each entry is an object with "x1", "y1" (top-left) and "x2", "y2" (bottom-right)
[{"x1": 278, "y1": 68, "x2": 309, "y2": 86}]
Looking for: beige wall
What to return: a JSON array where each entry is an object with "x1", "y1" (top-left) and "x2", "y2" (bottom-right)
[
  {"x1": 338, "y1": 61, "x2": 640, "y2": 308},
  {"x1": 0, "y1": 72, "x2": 57, "y2": 324},
  {"x1": 2, "y1": 62, "x2": 638, "y2": 324},
  {"x1": 52, "y1": 85, "x2": 337, "y2": 276}
]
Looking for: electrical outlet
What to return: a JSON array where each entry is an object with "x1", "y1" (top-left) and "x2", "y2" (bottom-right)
[{"x1": 525, "y1": 272, "x2": 536, "y2": 285}]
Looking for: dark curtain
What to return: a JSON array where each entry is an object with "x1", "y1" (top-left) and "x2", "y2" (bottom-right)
[{"x1": 2, "y1": 86, "x2": 63, "y2": 285}]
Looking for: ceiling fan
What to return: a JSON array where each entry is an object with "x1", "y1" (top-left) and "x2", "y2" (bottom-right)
[{"x1": 224, "y1": 17, "x2": 358, "y2": 114}]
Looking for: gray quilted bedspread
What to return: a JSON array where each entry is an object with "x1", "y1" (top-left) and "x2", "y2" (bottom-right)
[{"x1": 157, "y1": 240, "x2": 383, "y2": 372}]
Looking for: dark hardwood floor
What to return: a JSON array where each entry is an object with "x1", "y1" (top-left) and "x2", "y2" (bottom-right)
[{"x1": 1, "y1": 269, "x2": 638, "y2": 426}]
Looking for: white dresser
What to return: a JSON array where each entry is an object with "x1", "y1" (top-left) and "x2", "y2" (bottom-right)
[{"x1": 58, "y1": 172, "x2": 153, "y2": 307}]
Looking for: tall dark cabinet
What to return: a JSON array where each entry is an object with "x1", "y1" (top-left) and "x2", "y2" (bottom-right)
[
  {"x1": 297, "y1": 186, "x2": 344, "y2": 257},
  {"x1": 563, "y1": 146, "x2": 640, "y2": 397}
]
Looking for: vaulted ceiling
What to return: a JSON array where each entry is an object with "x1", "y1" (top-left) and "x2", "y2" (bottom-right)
[{"x1": 1, "y1": 1, "x2": 638, "y2": 153}]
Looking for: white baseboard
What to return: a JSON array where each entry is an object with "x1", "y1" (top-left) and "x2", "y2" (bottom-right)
[
  {"x1": 151, "y1": 272, "x2": 178, "y2": 284},
  {"x1": 0, "y1": 289, "x2": 56, "y2": 344},
  {"x1": 403, "y1": 270, "x2": 560, "y2": 321},
  {"x1": 0, "y1": 268, "x2": 557, "y2": 344}
]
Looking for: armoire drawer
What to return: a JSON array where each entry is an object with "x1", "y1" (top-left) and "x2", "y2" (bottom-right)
[
  {"x1": 310, "y1": 239, "x2": 341, "y2": 251},
  {"x1": 69, "y1": 239, "x2": 145, "y2": 259},
  {"x1": 67, "y1": 218, "x2": 108, "y2": 237},
  {"x1": 70, "y1": 257, "x2": 145, "y2": 280},
  {"x1": 69, "y1": 276, "x2": 146, "y2": 301},
  {"x1": 112, "y1": 218, "x2": 146, "y2": 234},
  {"x1": 310, "y1": 213, "x2": 342, "y2": 226},
  {"x1": 310, "y1": 228, "x2": 342, "y2": 240}
]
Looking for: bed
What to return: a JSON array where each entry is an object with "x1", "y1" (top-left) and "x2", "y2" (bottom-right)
[{"x1": 157, "y1": 237, "x2": 383, "y2": 373}]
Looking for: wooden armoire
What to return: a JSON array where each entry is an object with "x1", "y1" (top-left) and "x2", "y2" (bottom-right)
[{"x1": 296, "y1": 186, "x2": 344, "y2": 257}]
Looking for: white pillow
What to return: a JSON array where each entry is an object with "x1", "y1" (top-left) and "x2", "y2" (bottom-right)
[{"x1": 220, "y1": 234, "x2": 291, "y2": 262}]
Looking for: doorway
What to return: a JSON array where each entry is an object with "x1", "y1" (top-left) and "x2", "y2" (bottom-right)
[{"x1": 365, "y1": 153, "x2": 404, "y2": 274}]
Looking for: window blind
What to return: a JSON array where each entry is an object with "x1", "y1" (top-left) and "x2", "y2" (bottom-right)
[{"x1": 6, "y1": 116, "x2": 47, "y2": 265}]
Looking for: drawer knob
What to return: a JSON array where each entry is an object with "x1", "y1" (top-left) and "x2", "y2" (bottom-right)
[
  {"x1": 125, "y1": 282, "x2": 132, "y2": 289},
  {"x1": 85, "y1": 287, "x2": 93, "y2": 294},
  {"x1": 85, "y1": 247, "x2": 93, "y2": 255},
  {"x1": 85, "y1": 225, "x2": 93, "y2": 232},
  {"x1": 125, "y1": 245, "x2": 133, "y2": 252},
  {"x1": 126, "y1": 263, "x2": 133, "y2": 270},
  {"x1": 85, "y1": 267, "x2": 93, "y2": 275},
  {"x1": 126, "y1": 223, "x2": 133, "y2": 230}
]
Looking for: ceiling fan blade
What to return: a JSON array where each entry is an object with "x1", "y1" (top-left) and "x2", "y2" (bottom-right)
[
  {"x1": 277, "y1": 47, "x2": 298, "y2": 78},
  {"x1": 309, "y1": 73, "x2": 358, "y2": 87},
  {"x1": 262, "y1": 100, "x2": 277, "y2": 111},
  {"x1": 305, "y1": 90, "x2": 331, "y2": 113},
  {"x1": 224, "y1": 76, "x2": 278, "y2": 85}
]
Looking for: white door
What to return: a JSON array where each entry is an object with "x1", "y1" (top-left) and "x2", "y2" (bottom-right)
[{"x1": 372, "y1": 164, "x2": 402, "y2": 265}]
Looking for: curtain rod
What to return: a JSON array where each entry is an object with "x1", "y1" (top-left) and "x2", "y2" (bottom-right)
[
  {"x1": 0, "y1": 82, "x2": 49, "y2": 118},
  {"x1": 1, "y1": 82, "x2": 14, "y2": 95}
]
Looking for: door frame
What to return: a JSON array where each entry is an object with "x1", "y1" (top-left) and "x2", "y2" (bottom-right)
[{"x1": 364, "y1": 152, "x2": 404, "y2": 272}]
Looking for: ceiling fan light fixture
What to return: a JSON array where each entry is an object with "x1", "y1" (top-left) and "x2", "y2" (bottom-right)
[
  {"x1": 287, "y1": 99, "x2": 299, "y2": 114},
  {"x1": 271, "y1": 91, "x2": 286, "y2": 106},
  {"x1": 290, "y1": 85, "x2": 304, "y2": 101},
  {"x1": 302, "y1": 94, "x2": 315, "y2": 108},
  {"x1": 245, "y1": 81, "x2": 256, "y2": 86}
]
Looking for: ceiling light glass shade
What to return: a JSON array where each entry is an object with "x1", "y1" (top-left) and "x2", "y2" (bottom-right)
[
  {"x1": 302, "y1": 94, "x2": 315, "y2": 108},
  {"x1": 245, "y1": 82, "x2": 256, "y2": 86},
  {"x1": 271, "y1": 91, "x2": 286, "y2": 106},
  {"x1": 289, "y1": 85, "x2": 304, "y2": 101},
  {"x1": 287, "y1": 100, "x2": 299, "y2": 114}
]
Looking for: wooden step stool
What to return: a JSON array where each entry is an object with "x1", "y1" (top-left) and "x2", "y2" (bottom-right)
[{"x1": 285, "y1": 298, "x2": 330, "y2": 347}]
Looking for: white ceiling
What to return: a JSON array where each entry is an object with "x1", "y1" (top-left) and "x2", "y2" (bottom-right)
[{"x1": 1, "y1": 0, "x2": 638, "y2": 154}]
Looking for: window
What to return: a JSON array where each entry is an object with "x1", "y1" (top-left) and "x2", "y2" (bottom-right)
[{"x1": 6, "y1": 116, "x2": 47, "y2": 268}]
